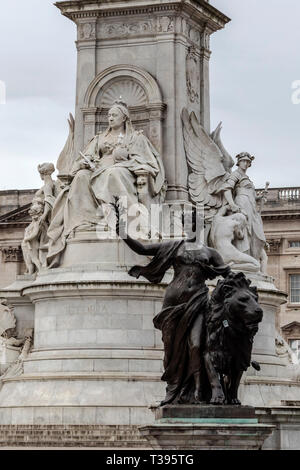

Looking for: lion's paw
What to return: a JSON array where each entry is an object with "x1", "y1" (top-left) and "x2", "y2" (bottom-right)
[
  {"x1": 229, "y1": 398, "x2": 241, "y2": 405},
  {"x1": 193, "y1": 390, "x2": 204, "y2": 404},
  {"x1": 210, "y1": 394, "x2": 225, "y2": 405}
]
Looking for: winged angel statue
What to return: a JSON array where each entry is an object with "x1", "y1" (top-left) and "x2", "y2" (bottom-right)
[{"x1": 181, "y1": 108, "x2": 268, "y2": 274}]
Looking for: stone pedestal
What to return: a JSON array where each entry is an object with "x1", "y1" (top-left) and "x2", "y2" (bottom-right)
[
  {"x1": 0, "y1": 237, "x2": 167, "y2": 426},
  {"x1": 238, "y1": 274, "x2": 300, "y2": 408},
  {"x1": 256, "y1": 406, "x2": 300, "y2": 450},
  {"x1": 140, "y1": 405, "x2": 274, "y2": 450}
]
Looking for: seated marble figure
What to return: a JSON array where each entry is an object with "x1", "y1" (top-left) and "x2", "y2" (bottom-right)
[{"x1": 46, "y1": 100, "x2": 166, "y2": 267}]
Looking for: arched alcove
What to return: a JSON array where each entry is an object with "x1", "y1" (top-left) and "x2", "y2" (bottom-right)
[{"x1": 82, "y1": 65, "x2": 166, "y2": 153}]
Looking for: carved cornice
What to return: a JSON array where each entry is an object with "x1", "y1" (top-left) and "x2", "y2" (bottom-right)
[
  {"x1": 55, "y1": 0, "x2": 230, "y2": 33},
  {"x1": 0, "y1": 203, "x2": 31, "y2": 224},
  {"x1": 1, "y1": 246, "x2": 23, "y2": 263},
  {"x1": 0, "y1": 205, "x2": 31, "y2": 229},
  {"x1": 262, "y1": 213, "x2": 300, "y2": 221},
  {"x1": 71, "y1": 7, "x2": 217, "y2": 55}
]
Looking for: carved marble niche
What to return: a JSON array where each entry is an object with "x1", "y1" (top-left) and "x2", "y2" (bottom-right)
[
  {"x1": 82, "y1": 65, "x2": 166, "y2": 153},
  {"x1": 82, "y1": 65, "x2": 166, "y2": 154}
]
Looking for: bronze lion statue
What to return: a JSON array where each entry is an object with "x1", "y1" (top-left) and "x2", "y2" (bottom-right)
[{"x1": 204, "y1": 272, "x2": 263, "y2": 405}]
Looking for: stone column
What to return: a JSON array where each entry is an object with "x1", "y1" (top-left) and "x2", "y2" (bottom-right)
[
  {"x1": 74, "y1": 19, "x2": 97, "y2": 159},
  {"x1": 200, "y1": 27, "x2": 212, "y2": 133}
]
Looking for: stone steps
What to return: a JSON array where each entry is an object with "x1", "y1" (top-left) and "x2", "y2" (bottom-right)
[{"x1": 0, "y1": 425, "x2": 150, "y2": 448}]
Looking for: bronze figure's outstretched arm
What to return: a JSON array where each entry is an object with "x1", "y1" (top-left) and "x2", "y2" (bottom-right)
[
  {"x1": 209, "y1": 248, "x2": 231, "y2": 272},
  {"x1": 115, "y1": 205, "x2": 165, "y2": 256},
  {"x1": 121, "y1": 233, "x2": 161, "y2": 257}
]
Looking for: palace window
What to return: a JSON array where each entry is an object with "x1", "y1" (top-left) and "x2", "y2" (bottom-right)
[
  {"x1": 289, "y1": 241, "x2": 300, "y2": 248},
  {"x1": 289, "y1": 339, "x2": 300, "y2": 362},
  {"x1": 290, "y1": 274, "x2": 300, "y2": 303}
]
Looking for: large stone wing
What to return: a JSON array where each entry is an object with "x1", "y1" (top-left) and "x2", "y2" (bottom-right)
[
  {"x1": 210, "y1": 122, "x2": 234, "y2": 173},
  {"x1": 181, "y1": 108, "x2": 228, "y2": 208},
  {"x1": 56, "y1": 113, "x2": 75, "y2": 176}
]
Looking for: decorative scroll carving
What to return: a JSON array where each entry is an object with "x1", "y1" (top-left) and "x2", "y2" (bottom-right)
[
  {"x1": 79, "y1": 22, "x2": 96, "y2": 40},
  {"x1": 201, "y1": 30, "x2": 210, "y2": 50},
  {"x1": 158, "y1": 16, "x2": 174, "y2": 32},
  {"x1": 149, "y1": 125, "x2": 160, "y2": 150},
  {"x1": 180, "y1": 18, "x2": 201, "y2": 46},
  {"x1": 188, "y1": 26, "x2": 200, "y2": 45},
  {"x1": 97, "y1": 16, "x2": 178, "y2": 39},
  {"x1": 186, "y1": 48, "x2": 200, "y2": 104},
  {"x1": 99, "y1": 20, "x2": 154, "y2": 38}
]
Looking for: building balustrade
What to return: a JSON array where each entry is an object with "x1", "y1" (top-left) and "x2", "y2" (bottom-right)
[{"x1": 278, "y1": 188, "x2": 300, "y2": 201}]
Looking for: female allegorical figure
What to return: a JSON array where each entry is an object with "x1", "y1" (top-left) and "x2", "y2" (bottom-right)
[
  {"x1": 46, "y1": 100, "x2": 165, "y2": 267},
  {"x1": 221, "y1": 152, "x2": 268, "y2": 273},
  {"x1": 118, "y1": 224, "x2": 230, "y2": 405}
]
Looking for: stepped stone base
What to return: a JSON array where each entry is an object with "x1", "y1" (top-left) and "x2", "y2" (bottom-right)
[
  {"x1": 140, "y1": 423, "x2": 274, "y2": 450},
  {"x1": 140, "y1": 405, "x2": 274, "y2": 450},
  {"x1": 256, "y1": 406, "x2": 300, "y2": 450},
  {"x1": 155, "y1": 404, "x2": 257, "y2": 421},
  {"x1": 0, "y1": 425, "x2": 150, "y2": 448}
]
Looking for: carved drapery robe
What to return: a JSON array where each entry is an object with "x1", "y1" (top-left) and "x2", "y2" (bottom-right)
[
  {"x1": 221, "y1": 168, "x2": 266, "y2": 260},
  {"x1": 46, "y1": 130, "x2": 165, "y2": 265}
]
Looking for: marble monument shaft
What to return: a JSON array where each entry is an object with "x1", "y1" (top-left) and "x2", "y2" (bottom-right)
[{"x1": 55, "y1": 0, "x2": 230, "y2": 200}]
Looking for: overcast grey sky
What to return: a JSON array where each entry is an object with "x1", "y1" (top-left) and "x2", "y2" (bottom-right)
[{"x1": 0, "y1": 0, "x2": 299, "y2": 189}]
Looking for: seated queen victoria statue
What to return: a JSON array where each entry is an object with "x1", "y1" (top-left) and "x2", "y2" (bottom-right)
[{"x1": 46, "y1": 100, "x2": 166, "y2": 267}]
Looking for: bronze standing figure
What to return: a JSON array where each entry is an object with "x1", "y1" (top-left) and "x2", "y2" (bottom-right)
[{"x1": 120, "y1": 230, "x2": 230, "y2": 405}]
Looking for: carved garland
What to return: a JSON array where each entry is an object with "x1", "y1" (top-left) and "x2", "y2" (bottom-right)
[{"x1": 77, "y1": 16, "x2": 210, "y2": 51}]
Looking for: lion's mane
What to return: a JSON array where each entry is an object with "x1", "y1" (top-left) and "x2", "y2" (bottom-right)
[{"x1": 206, "y1": 272, "x2": 259, "y2": 374}]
